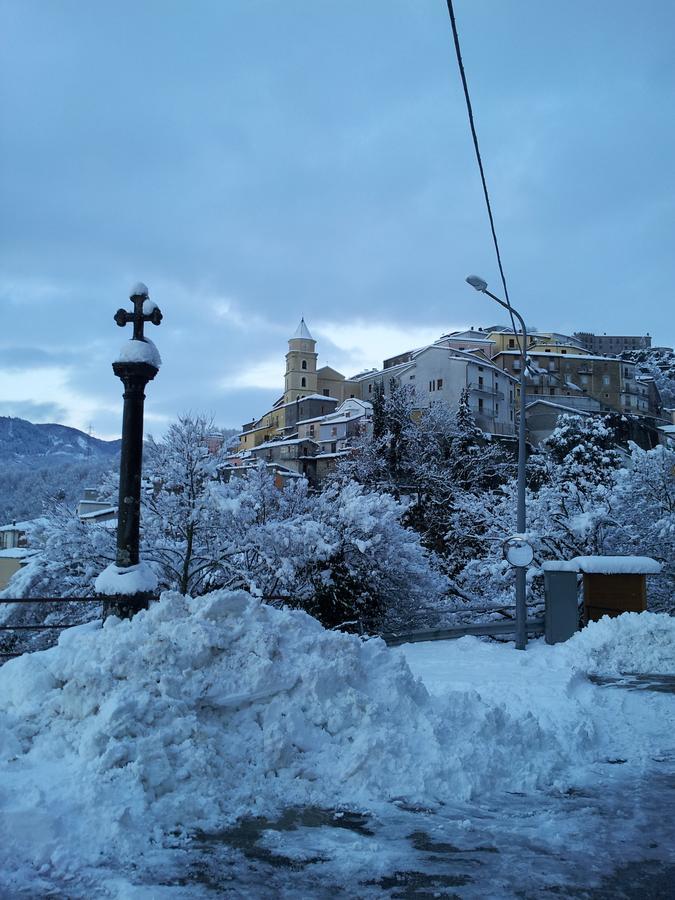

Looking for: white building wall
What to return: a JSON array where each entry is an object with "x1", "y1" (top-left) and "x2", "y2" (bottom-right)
[{"x1": 356, "y1": 348, "x2": 515, "y2": 435}]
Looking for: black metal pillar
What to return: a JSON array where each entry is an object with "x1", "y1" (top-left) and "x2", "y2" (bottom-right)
[
  {"x1": 114, "y1": 362, "x2": 157, "y2": 570},
  {"x1": 99, "y1": 283, "x2": 162, "y2": 619}
]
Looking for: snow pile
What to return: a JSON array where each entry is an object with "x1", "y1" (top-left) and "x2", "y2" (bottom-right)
[
  {"x1": 0, "y1": 590, "x2": 594, "y2": 874},
  {"x1": 114, "y1": 337, "x2": 161, "y2": 368},
  {"x1": 560, "y1": 611, "x2": 675, "y2": 675}
]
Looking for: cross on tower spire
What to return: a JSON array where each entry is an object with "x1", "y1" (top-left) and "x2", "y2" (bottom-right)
[{"x1": 114, "y1": 281, "x2": 163, "y2": 341}]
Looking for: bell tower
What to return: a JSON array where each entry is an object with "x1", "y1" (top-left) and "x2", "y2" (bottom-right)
[{"x1": 284, "y1": 318, "x2": 318, "y2": 403}]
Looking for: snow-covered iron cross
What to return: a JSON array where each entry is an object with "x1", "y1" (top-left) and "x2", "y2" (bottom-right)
[{"x1": 114, "y1": 282, "x2": 162, "y2": 341}]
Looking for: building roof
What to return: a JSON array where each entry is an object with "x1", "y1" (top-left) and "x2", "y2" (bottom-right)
[
  {"x1": 252, "y1": 437, "x2": 319, "y2": 451},
  {"x1": 440, "y1": 330, "x2": 496, "y2": 343},
  {"x1": 525, "y1": 400, "x2": 592, "y2": 416},
  {"x1": 291, "y1": 318, "x2": 314, "y2": 341},
  {"x1": 296, "y1": 398, "x2": 373, "y2": 426},
  {"x1": 79, "y1": 507, "x2": 117, "y2": 520},
  {"x1": 0, "y1": 518, "x2": 44, "y2": 533}
]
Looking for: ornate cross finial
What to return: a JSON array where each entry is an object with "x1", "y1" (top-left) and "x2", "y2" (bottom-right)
[{"x1": 114, "y1": 282, "x2": 163, "y2": 342}]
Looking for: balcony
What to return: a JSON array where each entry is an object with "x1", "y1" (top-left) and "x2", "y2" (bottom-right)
[{"x1": 468, "y1": 383, "x2": 505, "y2": 401}]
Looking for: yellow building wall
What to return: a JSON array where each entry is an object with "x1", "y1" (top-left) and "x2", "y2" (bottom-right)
[{"x1": 0, "y1": 557, "x2": 25, "y2": 591}]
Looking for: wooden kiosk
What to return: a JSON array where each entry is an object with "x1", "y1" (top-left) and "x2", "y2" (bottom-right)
[{"x1": 573, "y1": 556, "x2": 661, "y2": 623}]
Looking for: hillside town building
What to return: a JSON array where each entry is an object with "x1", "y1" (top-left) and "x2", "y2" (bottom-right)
[
  {"x1": 573, "y1": 332, "x2": 652, "y2": 355},
  {"x1": 355, "y1": 345, "x2": 517, "y2": 437},
  {"x1": 231, "y1": 318, "x2": 672, "y2": 480},
  {"x1": 493, "y1": 350, "x2": 652, "y2": 417}
]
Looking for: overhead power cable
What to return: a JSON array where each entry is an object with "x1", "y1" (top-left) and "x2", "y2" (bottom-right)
[{"x1": 444, "y1": 0, "x2": 522, "y2": 352}]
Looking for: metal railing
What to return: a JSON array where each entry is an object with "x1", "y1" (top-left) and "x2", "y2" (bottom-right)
[
  {"x1": 0, "y1": 597, "x2": 104, "y2": 659},
  {"x1": 381, "y1": 617, "x2": 545, "y2": 647}
]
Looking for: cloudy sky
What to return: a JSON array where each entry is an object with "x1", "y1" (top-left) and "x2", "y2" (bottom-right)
[{"x1": 2, "y1": 0, "x2": 673, "y2": 439}]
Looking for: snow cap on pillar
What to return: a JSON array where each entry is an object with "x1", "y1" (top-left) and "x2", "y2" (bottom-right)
[{"x1": 130, "y1": 282, "x2": 149, "y2": 298}]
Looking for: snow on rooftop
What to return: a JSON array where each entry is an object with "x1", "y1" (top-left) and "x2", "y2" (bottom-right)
[
  {"x1": 79, "y1": 508, "x2": 117, "y2": 520},
  {"x1": 525, "y1": 400, "x2": 592, "y2": 415},
  {"x1": 252, "y1": 437, "x2": 319, "y2": 451},
  {"x1": 542, "y1": 556, "x2": 662, "y2": 575},
  {"x1": 0, "y1": 521, "x2": 31, "y2": 532},
  {"x1": 114, "y1": 338, "x2": 162, "y2": 369}
]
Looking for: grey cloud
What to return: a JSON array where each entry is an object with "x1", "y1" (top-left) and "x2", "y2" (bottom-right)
[
  {"x1": 0, "y1": 401, "x2": 69, "y2": 423},
  {"x1": 1, "y1": 0, "x2": 674, "y2": 438},
  {"x1": 0, "y1": 347, "x2": 78, "y2": 371}
]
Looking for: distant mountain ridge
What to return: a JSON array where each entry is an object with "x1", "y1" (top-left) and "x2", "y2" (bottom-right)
[{"x1": 0, "y1": 416, "x2": 121, "y2": 466}]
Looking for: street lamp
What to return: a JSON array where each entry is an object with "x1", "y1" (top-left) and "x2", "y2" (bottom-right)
[{"x1": 466, "y1": 275, "x2": 529, "y2": 649}]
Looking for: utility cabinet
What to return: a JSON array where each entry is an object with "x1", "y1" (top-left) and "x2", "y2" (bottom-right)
[{"x1": 543, "y1": 568, "x2": 579, "y2": 644}]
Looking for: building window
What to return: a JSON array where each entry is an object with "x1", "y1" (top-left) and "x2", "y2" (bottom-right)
[
  {"x1": 496, "y1": 403, "x2": 499, "y2": 415},
  {"x1": 478, "y1": 398, "x2": 484, "y2": 411},
  {"x1": 302, "y1": 360, "x2": 307, "y2": 370},
  {"x1": 602, "y1": 375, "x2": 610, "y2": 386},
  {"x1": 478, "y1": 376, "x2": 484, "y2": 388},
  {"x1": 437, "y1": 378, "x2": 443, "y2": 389},
  {"x1": 309, "y1": 424, "x2": 315, "y2": 436},
  {"x1": 331, "y1": 426, "x2": 338, "y2": 436},
  {"x1": 323, "y1": 388, "x2": 330, "y2": 396},
  {"x1": 508, "y1": 339, "x2": 515, "y2": 348},
  {"x1": 368, "y1": 384, "x2": 372, "y2": 393},
  {"x1": 301, "y1": 377, "x2": 306, "y2": 387},
  {"x1": 331, "y1": 442, "x2": 337, "y2": 453}
]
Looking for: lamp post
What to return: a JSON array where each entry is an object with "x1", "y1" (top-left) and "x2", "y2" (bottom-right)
[{"x1": 466, "y1": 275, "x2": 528, "y2": 649}]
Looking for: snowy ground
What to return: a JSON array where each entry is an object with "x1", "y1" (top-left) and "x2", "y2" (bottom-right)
[{"x1": 0, "y1": 593, "x2": 673, "y2": 898}]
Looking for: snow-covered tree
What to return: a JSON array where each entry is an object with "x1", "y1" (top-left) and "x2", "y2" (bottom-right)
[
  {"x1": 209, "y1": 465, "x2": 448, "y2": 632},
  {"x1": 142, "y1": 415, "x2": 230, "y2": 595},
  {"x1": 604, "y1": 443, "x2": 675, "y2": 609},
  {"x1": 621, "y1": 347, "x2": 675, "y2": 408}
]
